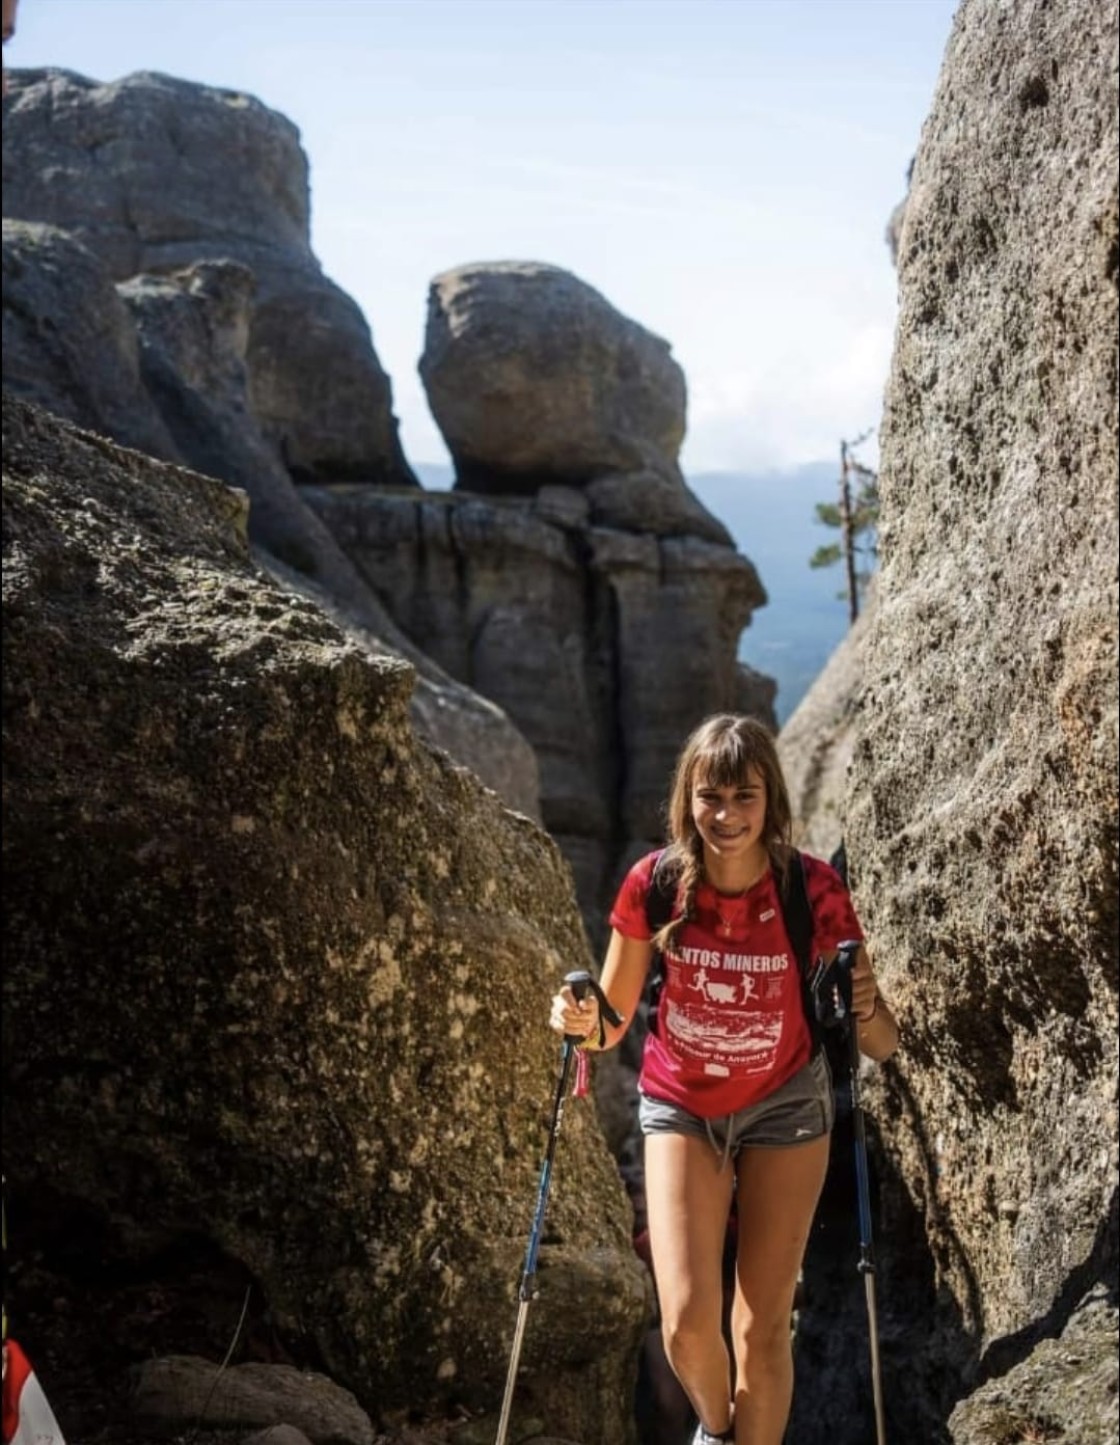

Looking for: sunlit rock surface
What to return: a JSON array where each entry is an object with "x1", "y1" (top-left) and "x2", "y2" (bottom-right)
[{"x1": 2, "y1": 394, "x2": 649, "y2": 1443}]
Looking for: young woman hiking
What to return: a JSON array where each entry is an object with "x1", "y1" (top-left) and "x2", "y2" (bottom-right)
[{"x1": 550, "y1": 714, "x2": 898, "y2": 1445}]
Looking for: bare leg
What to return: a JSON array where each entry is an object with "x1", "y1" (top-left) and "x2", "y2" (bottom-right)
[
  {"x1": 644, "y1": 1132, "x2": 736, "y2": 1435},
  {"x1": 730, "y1": 1137, "x2": 830, "y2": 1445}
]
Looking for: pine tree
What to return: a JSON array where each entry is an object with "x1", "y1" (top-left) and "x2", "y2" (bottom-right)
[{"x1": 810, "y1": 432, "x2": 879, "y2": 623}]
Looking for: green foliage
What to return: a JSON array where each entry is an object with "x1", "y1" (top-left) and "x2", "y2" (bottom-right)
[{"x1": 810, "y1": 436, "x2": 880, "y2": 616}]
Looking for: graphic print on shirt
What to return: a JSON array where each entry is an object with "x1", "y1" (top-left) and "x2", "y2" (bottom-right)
[{"x1": 662, "y1": 945, "x2": 791, "y2": 1078}]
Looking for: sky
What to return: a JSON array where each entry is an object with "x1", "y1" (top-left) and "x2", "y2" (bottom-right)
[{"x1": 8, "y1": 0, "x2": 960, "y2": 475}]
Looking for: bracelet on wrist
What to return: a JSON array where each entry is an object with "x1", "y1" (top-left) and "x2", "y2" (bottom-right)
[{"x1": 577, "y1": 1018, "x2": 606, "y2": 1051}]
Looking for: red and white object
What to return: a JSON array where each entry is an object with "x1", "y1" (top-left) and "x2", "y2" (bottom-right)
[{"x1": 2, "y1": 1339, "x2": 66, "y2": 1445}]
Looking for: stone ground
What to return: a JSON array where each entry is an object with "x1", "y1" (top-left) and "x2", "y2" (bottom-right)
[{"x1": 7, "y1": 1240, "x2": 475, "y2": 1445}]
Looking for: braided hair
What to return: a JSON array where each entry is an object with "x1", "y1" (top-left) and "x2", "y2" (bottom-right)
[{"x1": 652, "y1": 714, "x2": 793, "y2": 953}]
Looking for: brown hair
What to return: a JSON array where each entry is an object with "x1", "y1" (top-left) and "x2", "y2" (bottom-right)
[{"x1": 654, "y1": 714, "x2": 793, "y2": 952}]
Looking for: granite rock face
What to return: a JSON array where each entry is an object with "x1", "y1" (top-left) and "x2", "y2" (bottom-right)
[
  {"x1": 1, "y1": 395, "x2": 647, "y2": 1441},
  {"x1": 1, "y1": 71, "x2": 541, "y2": 818},
  {"x1": 777, "y1": 598, "x2": 872, "y2": 864},
  {"x1": 421, "y1": 262, "x2": 689, "y2": 492},
  {"x1": 840, "y1": 0, "x2": 1118, "y2": 1436},
  {"x1": 1, "y1": 67, "x2": 415, "y2": 487},
  {"x1": 947, "y1": 1285, "x2": 1119, "y2": 1445},
  {"x1": 305, "y1": 481, "x2": 770, "y2": 930}
]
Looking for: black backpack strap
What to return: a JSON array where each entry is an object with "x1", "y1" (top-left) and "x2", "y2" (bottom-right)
[
  {"x1": 643, "y1": 850, "x2": 678, "y2": 1033},
  {"x1": 644, "y1": 848, "x2": 678, "y2": 936},
  {"x1": 778, "y1": 850, "x2": 822, "y2": 1051}
]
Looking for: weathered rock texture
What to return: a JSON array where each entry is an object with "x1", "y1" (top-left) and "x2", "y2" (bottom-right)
[
  {"x1": 777, "y1": 596, "x2": 872, "y2": 863},
  {"x1": 132, "y1": 1356, "x2": 375, "y2": 1445},
  {"x1": 946, "y1": 1283, "x2": 1119, "y2": 1445},
  {"x1": 421, "y1": 264, "x2": 692, "y2": 500},
  {"x1": 1, "y1": 72, "x2": 541, "y2": 818},
  {"x1": 1, "y1": 395, "x2": 648, "y2": 1443},
  {"x1": 305, "y1": 480, "x2": 773, "y2": 933},
  {"x1": 1, "y1": 68, "x2": 414, "y2": 488},
  {"x1": 840, "y1": 0, "x2": 1118, "y2": 1437}
]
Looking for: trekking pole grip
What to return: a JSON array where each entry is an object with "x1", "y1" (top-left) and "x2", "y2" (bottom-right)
[
  {"x1": 833, "y1": 940, "x2": 861, "y2": 1018},
  {"x1": 562, "y1": 969, "x2": 623, "y2": 1042}
]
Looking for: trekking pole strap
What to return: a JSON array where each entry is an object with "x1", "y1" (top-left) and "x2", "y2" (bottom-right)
[{"x1": 562, "y1": 969, "x2": 622, "y2": 1044}]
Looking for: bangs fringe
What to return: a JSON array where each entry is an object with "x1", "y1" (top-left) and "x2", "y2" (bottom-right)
[{"x1": 695, "y1": 729, "x2": 765, "y2": 787}]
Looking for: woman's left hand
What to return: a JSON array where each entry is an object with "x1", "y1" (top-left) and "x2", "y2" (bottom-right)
[
  {"x1": 849, "y1": 944, "x2": 880, "y2": 1022},
  {"x1": 847, "y1": 944, "x2": 899, "y2": 1060}
]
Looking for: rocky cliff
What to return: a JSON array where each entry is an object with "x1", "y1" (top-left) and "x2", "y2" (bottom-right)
[
  {"x1": 309, "y1": 262, "x2": 774, "y2": 929},
  {"x1": 837, "y1": 0, "x2": 1118, "y2": 1439},
  {"x1": 1, "y1": 70, "x2": 545, "y2": 821},
  {"x1": 777, "y1": 596, "x2": 872, "y2": 864},
  {"x1": 2, "y1": 392, "x2": 649, "y2": 1443},
  {"x1": 2, "y1": 70, "x2": 776, "y2": 930}
]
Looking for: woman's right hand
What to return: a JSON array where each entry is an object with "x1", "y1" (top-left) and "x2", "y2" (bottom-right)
[{"x1": 549, "y1": 981, "x2": 601, "y2": 1043}]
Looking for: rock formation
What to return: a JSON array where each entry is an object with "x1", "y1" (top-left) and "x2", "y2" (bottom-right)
[
  {"x1": 837, "y1": 0, "x2": 1118, "y2": 1438},
  {"x1": 309, "y1": 262, "x2": 774, "y2": 931},
  {"x1": 1, "y1": 70, "x2": 778, "y2": 865},
  {"x1": 309, "y1": 259, "x2": 776, "y2": 933},
  {"x1": 422, "y1": 263, "x2": 686, "y2": 489},
  {"x1": 1, "y1": 68, "x2": 414, "y2": 488},
  {"x1": 1, "y1": 70, "x2": 542, "y2": 817},
  {"x1": 777, "y1": 596, "x2": 872, "y2": 863},
  {"x1": 2, "y1": 393, "x2": 649, "y2": 1443},
  {"x1": 309, "y1": 481, "x2": 770, "y2": 929}
]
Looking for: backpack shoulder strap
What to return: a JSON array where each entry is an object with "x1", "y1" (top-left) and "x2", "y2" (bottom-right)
[
  {"x1": 778, "y1": 850, "x2": 822, "y2": 1049},
  {"x1": 642, "y1": 850, "x2": 679, "y2": 1033},
  {"x1": 644, "y1": 848, "x2": 678, "y2": 937},
  {"x1": 778, "y1": 850, "x2": 814, "y2": 977}
]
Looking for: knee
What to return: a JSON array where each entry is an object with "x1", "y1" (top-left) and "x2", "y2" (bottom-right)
[
  {"x1": 731, "y1": 1308, "x2": 792, "y2": 1374},
  {"x1": 661, "y1": 1302, "x2": 721, "y2": 1372}
]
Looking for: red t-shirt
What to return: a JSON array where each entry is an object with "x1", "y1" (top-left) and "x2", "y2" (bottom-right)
[{"x1": 610, "y1": 850, "x2": 863, "y2": 1118}]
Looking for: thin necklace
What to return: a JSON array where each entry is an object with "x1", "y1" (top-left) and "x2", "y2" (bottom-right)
[
  {"x1": 713, "y1": 894, "x2": 743, "y2": 938},
  {"x1": 708, "y1": 860, "x2": 769, "y2": 937}
]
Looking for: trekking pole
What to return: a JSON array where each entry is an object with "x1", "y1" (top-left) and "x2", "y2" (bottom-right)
[
  {"x1": 493, "y1": 969, "x2": 622, "y2": 1445},
  {"x1": 833, "y1": 940, "x2": 888, "y2": 1445}
]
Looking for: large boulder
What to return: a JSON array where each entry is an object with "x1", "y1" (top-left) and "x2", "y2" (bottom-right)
[
  {"x1": 419, "y1": 263, "x2": 719, "y2": 532},
  {"x1": 1, "y1": 394, "x2": 647, "y2": 1442},
  {"x1": 841, "y1": 0, "x2": 1118, "y2": 1436},
  {"x1": 1, "y1": 67, "x2": 415, "y2": 488}
]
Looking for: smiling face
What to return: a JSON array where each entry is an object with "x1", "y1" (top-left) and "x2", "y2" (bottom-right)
[
  {"x1": 690, "y1": 765, "x2": 769, "y2": 868},
  {"x1": 666, "y1": 715, "x2": 793, "y2": 880}
]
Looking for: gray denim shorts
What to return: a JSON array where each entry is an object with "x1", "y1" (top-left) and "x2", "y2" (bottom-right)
[{"x1": 638, "y1": 1049, "x2": 834, "y2": 1160}]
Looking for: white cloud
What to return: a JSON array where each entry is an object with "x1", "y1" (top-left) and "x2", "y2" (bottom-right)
[{"x1": 681, "y1": 322, "x2": 894, "y2": 472}]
